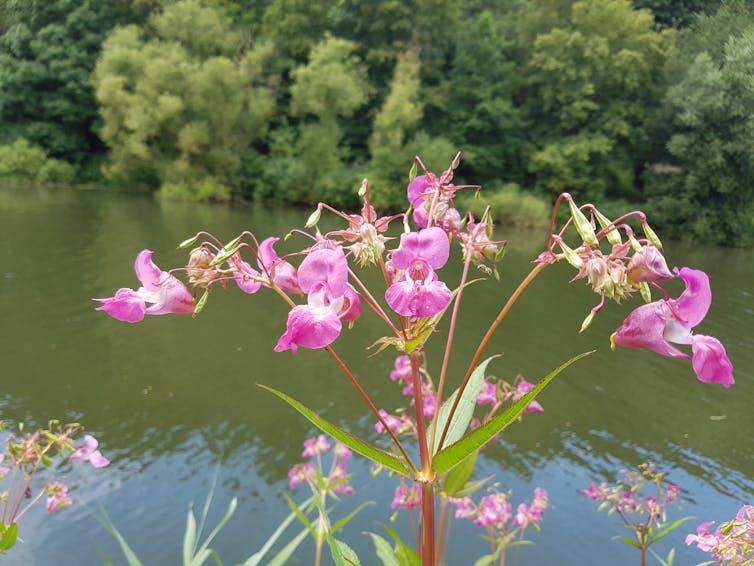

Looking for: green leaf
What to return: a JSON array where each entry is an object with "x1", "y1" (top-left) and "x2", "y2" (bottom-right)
[
  {"x1": 443, "y1": 451, "x2": 479, "y2": 496},
  {"x1": 331, "y1": 502, "x2": 374, "y2": 534},
  {"x1": 382, "y1": 525, "x2": 420, "y2": 566},
  {"x1": 95, "y1": 508, "x2": 145, "y2": 566},
  {"x1": 0, "y1": 523, "x2": 18, "y2": 552},
  {"x1": 243, "y1": 495, "x2": 314, "y2": 565},
  {"x1": 183, "y1": 507, "x2": 198, "y2": 566},
  {"x1": 328, "y1": 538, "x2": 361, "y2": 566},
  {"x1": 264, "y1": 527, "x2": 310, "y2": 566},
  {"x1": 648, "y1": 516, "x2": 693, "y2": 545},
  {"x1": 432, "y1": 356, "x2": 498, "y2": 452},
  {"x1": 616, "y1": 536, "x2": 642, "y2": 549},
  {"x1": 366, "y1": 533, "x2": 399, "y2": 566},
  {"x1": 472, "y1": 541, "x2": 503, "y2": 566},
  {"x1": 451, "y1": 476, "x2": 492, "y2": 498},
  {"x1": 259, "y1": 384, "x2": 411, "y2": 477},
  {"x1": 282, "y1": 492, "x2": 317, "y2": 541},
  {"x1": 189, "y1": 497, "x2": 237, "y2": 566},
  {"x1": 432, "y1": 352, "x2": 592, "y2": 475}
]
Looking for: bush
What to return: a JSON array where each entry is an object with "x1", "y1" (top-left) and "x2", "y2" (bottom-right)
[
  {"x1": 460, "y1": 183, "x2": 550, "y2": 230},
  {"x1": 0, "y1": 138, "x2": 75, "y2": 185}
]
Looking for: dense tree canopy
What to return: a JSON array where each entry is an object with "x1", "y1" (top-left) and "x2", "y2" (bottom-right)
[{"x1": 0, "y1": 0, "x2": 751, "y2": 244}]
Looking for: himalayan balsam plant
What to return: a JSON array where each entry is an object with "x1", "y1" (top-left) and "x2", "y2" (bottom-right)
[
  {"x1": 94, "y1": 153, "x2": 735, "y2": 565},
  {"x1": 0, "y1": 420, "x2": 109, "y2": 553},
  {"x1": 582, "y1": 462, "x2": 689, "y2": 566}
]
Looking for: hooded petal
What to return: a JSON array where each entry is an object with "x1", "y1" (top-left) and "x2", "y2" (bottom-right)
[
  {"x1": 613, "y1": 301, "x2": 690, "y2": 359},
  {"x1": 691, "y1": 334, "x2": 735, "y2": 387},
  {"x1": 407, "y1": 175, "x2": 431, "y2": 207},
  {"x1": 257, "y1": 237, "x2": 302, "y2": 294},
  {"x1": 144, "y1": 276, "x2": 195, "y2": 316},
  {"x1": 627, "y1": 246, "x2": 673, "y2": 284},
  {"x1": 134, "y1": 249, "x2": 163, "y2": 292},
  {"x1": 297, "y1": 247, "x2": 348, "y2": 297},
  {"x1": 273, "y1": 305, "x2": 342, "y2": 353},
  {"x1": 94, "y1": 288, "x2": 147, "y2": 323},
  {"x1": 391, "y1": 227, "x2": 450, "y2": 270},
  {"x1": 232, "y1": 258, "x2": 263, "y2": 294},
  {"x1": 674, "y1": 267, "x2": 712, "y2": 328},
  {"x1": 412, "y1": 203, "x2": 429, "y2": 229},
  {"x1": 338, "y1": 284, "x2": 362, "y2": 322}
]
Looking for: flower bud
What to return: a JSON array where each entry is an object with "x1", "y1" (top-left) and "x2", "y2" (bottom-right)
[
  {"x1": 642, "y1": 220, "x2": 663, "y2": 250},
  {"x1": 593, "y1": 209, "x2": 622, "y2": 246},
  {"x1": 567, "y1": 196, "x2": 598, "y2": 246},
  {"x1": 305, "y1": 207, "x2": 321, "y2": 228},
  {"x1": 627, "y1": 245, "x2": 672, "y2": 284}
]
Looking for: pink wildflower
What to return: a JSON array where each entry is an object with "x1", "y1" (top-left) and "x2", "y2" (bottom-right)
[
  {"x1": 477, "y1": 380, "x2": 497, "y2": 406},
  {"x1": 94, "y1": 249, "x2": 194, "y2": 323},
  {"x1": 257, "y1": 237, "x2": 302, "y2": 294},
  {"x1": 44, "y1": 481, "x2": 72, "y2": 514},
  {"x1": 626, "y1": 245, "x2": 673, "y2": 284},
  {"x1": 374, "y1": 410, "x2": 411, "y2": 435},
  {"x1": 302, "y1": 434, "x2": 330, "y2": 458},
  {"x1": 474, "y1": 492, "x2": 512, "y2": 530},
  {"x1": 333, "y1": 443, "x2": 352, "y2": 459},
  {"x1": 385, "y1": 227, "x2": 452, "y2": 318},
  {"x1": 390, "y1": 355, "x2": 412, "y2": 381},
  {"x1": 612, "y1": 267, "x2": 734, "y2": 387},
  {"x1": 391, "y1": 481, "x2": 421, "y2": 510},
  {"x1": 288, "y1": 461, "x2": 315, "y2": 490},
  {"x1": 449, "y1": 496, "x2": 476, "y2": 520},
  {"x1": 512, "y1": 380, "x2": 544, "y2": 415},
  {"x1": 69, "y1": 434, "x2": 109, "y2": 468}
]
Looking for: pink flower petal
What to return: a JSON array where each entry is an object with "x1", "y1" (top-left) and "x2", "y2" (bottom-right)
[
  {"x1": 94, "y1": 288, "x2": 147, "y2": 323},
  {"x1": 134, "y1": 249, "x2": 163, "y2": 292},
  {"x1": 691, "y1": 335, "x2": 734, "y2": 387},
  {"x1": 144, "y1": 276, "x2": 195, "y2": 316},
  {"x1": 338, "y1": 285, "x2": 361, "y2": 322},
  {"x1": 675, "y1": 267, "x2": 711, "y2": 328},
  {"x1": 391, "y1": 227, "x2": 450, "y2": 270},
  {"x1": 88, "y1": 450, "x2": 110, "y2": 468},
  {"x1": 232, "y1": 258, "x2": 262, "y2": 294},
  {"x1": 297, "y1": 248, "x2": 348, "y2": 297},
  {"x1": 613, "y1": 302, "x2": 690, "y2": 359},
  {"x1": 274, "y1": 305, "x2": 342, "y2": 353},
  {"x1": 407, "y1": 175, "x2": 431, "y2": 207},
  {"x1": 257, "y1": 237, "x2": 302, "y2": 294}
]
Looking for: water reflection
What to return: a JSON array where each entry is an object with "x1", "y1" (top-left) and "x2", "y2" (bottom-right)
[{"x1": 0, "y1": 187, "x2": 751, "y2": 565}]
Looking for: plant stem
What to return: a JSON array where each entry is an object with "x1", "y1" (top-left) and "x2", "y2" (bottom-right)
[
  {"x1": 437, "y1": 261, "x2": 548, "y2": 452},
  {"x1": 410, "y1": 353, "x2": 435, "y2": 565},
  {"x1": 429, "y1": 253, "x2": 472, "y2": 455},
  {"x1": 326, "y1": 346, "x2": 418, "y2": 475}
]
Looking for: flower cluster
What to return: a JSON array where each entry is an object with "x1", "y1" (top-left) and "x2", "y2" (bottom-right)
[
  {"x1": 287, "y1": 435, "x2": 354, "y2": 496},
  {"x1": 450, "y1": 487, "x2": 549, "y2": 540},
  {"x1": 544, "y1": 194, "x2": 734, "y2": 388},
  {"x1": 686, "y1": 505, "x2": 754, "y2": 565},
  {"x1": 582, "y1": 462, "x2": 682, "y2": 543},
  {"x1": 0, "y1": 421, "x2": 109, "y2": 552}
]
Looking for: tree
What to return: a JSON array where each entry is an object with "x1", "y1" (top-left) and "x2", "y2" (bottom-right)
[
  {"x1": 647, "y1": 27, "x2": 754, "y2": 246},
  {"x1": 94, "y1": 0, "x2": 275, "y2": 201},
  {"x1": 634, "y1": 0, "x2": 719, "y2": 29},
  {"x1": 519, "y1": 0, "x2": 675, "y2": 200},
  {"x1": 0, "y1": 0, "x2": 138, "y2": 164},
  {"x1": 446, "y1": 11, "x2": 523, "y2": 183}
]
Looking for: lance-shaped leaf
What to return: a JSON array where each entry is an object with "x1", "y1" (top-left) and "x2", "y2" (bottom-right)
[
  {"x1": 259, "y1": 384, "x2": 411, "y2": 477},
  {"x1": 366, "y1": 533, "x2": 399, "y2": 566},
  {"x1": 432, "y1": 352, "x2": 593, "y2": 475},
  {"x1": 432, "y1": 356, "x2": 498, "y2": 452},
  {"x1": 443, "y1": 451, "x2": 479, "y2": 497}
]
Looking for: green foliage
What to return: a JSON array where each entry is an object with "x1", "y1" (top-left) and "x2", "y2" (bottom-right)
[
  {"x1": 94, "y1": 0, "x2": 275, "y2": 201},
  {"x1": 0, "y1": 0, "x2": 137, "y2": 163},
  {"x1": 520, "y1": 0, "x2": 675, "y2": 200},
  {"x1": 677, "y1": 0, "x2": 754, "y2": 63},
  {"x1": 446, "y1": 11, "x2": 523, "y2": 182},
  {"x1": 0, "y1": 138, "x2": 75, "y2": 185},
  {"x1": 460, "y1": 184, "x2": 551, "y2": 230},
  {"x1": 647, "y1": 29, "x2": 754, "y2": 246},
  {"x1": 634, "y1": 0, "x2": 719, "y2": 29},
  {"x1": 261, "y1": 0, "x2": 337, "y2": 66}
]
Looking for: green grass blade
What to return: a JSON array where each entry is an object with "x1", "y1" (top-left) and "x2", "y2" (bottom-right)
[
  {"x1": 282, "y1": 492, "x2": 317, "y2": 540},
  {"x1": 264, "y1": 527, "x2": 310, "y2": 566},
  {"x1": 243, "y1": 495, "x2": 314, "y2": 565},
  {"x1": 432, "y1": 351, "x2": 592, "y2": 475},
  {"x1": 95, "y1": 508, "x2": 145, "y2": 566},
  {"x1": 259, "y1": 384, "x2": 411, "y2": 477},
  {"x1": 183, "y1": 507, "x2": 198, "y2": 566},
  {"x1": 331, "y1": 502, "x2": 374, "y2": 534}
]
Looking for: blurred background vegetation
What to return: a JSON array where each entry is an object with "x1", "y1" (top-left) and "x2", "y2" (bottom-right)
[{"x1": 1, "y1": 0, "x2": 752, "y2": 245}]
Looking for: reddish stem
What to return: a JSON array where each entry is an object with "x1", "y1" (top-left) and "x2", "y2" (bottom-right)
[{"x1": 437, "y1": 262, "x2": 548, "y2": 451}]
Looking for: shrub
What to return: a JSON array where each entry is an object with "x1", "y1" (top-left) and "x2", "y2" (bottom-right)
[
  {"x1": 0, "y1": 138, "x2": 75, "y2": 185},
  {"x1": 460, "y1": 183, "x2": 550, "y2": 230}
]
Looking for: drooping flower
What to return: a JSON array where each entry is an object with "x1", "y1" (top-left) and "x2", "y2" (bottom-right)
[
  {"x1": 385, "y1": 227, "x2": 452, "y2": 318},
  {"x1": 69, "y1": 434, "x2": 110, "y2": 468},
  {"x1": 274, "y1": 247, "x2": 361, "y2": 353},
  {"x1": 626, "y1": 245, "x2": 673, "y2": 284},
  {"x1": 612, "y1": 267, "x2": 734, "y2": 387},
  {"x1": 94, "y1": 249, "x2": 194, "y2": 323},
  {"x1": 44, "y1": 481, "x2": 72, "y2": 514},
  {"x1": 258, "y1": 237, "x2": 302, "y2": 294}
]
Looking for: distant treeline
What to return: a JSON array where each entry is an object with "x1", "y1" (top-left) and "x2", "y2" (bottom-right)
[{"x1": 1, "y1": 0, "x2": 753, "y2": 245}]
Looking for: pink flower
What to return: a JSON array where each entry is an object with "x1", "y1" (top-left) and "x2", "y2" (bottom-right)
[
  {"x1": 627, "y1": 245, "x2": 673, "y2": 284},
  {"x1": 374, "y1": 409, "x2": 410, "y2": 434},
  {"x1": 449, "y1": 496, "x2": 476, "y2": 520},
  {"x1": 333, "y1": 443, "x2": 352, "y2": 459},
  {"x1": 288, "y1": 461, "x2": 315, "y2": 490},
  {"x1": 612, "y1": 267, "x2": 734, "y2": 387},
  {"x1": 391, "y1": 481, "x2": 421, "y2": 510},
  {"x1": 512, "y1": 380, "x2": 544, "y2": 415},
  {"x1": 258, "y1": 237, "x2": 302, "y2": 294},
  {"x1": 385, "y1": 227, "x2": 452, "y2": 318},
  {"x1": 45, "y1": 481, "x2": 72, "y2": 514},
  {"x1": 231, "y1": 256, "x2": 263, "y2": 294},
  {"x1": 94, "y1": 250, "x2": 194, "y2": 323},
  {"x1": 274, "y1": 247, "x2": 360, "y2": 353},
  {"x1": 474, "y1": 493, "x2": 512, "y2": 530},
  {"x1": 477, "y1": 380, "x2": 497, "y2": 406},
  {"x1": 69, "y1": 435, "x2": 109, "y2": 468},
  {"x1": 390, "y1": 355, "x2": 412, "y2": 381},
  {"x1": 582, "y1": 483, "x2": 603, "y2": 501},
  {"x1": 302, "y1": 434, "x2": 330, "y2": 458}
]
